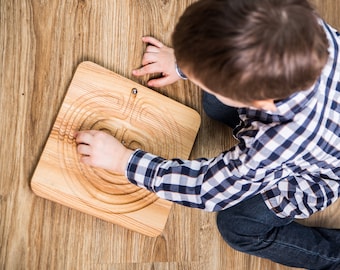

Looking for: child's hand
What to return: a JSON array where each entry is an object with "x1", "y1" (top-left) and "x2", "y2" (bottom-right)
[
  {"x1": 132, "y1": 36, "x2": 181, "y2": 87},
  {"x1": 75, "y1": 130, "x2": 133, "y2": 175}
]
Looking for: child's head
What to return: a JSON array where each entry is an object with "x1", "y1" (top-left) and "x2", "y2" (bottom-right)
[{"x1": 172, "y1": 0, "x2": 329, "y2": 104}]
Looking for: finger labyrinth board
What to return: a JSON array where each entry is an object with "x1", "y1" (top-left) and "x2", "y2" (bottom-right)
[{"x1": 31, "y1": 61, "x2": 201, "y2": 237}]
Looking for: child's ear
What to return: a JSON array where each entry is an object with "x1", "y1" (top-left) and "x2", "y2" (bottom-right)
[{"x1": 252, "y1": 99, "x2": 277, "y2": 112}]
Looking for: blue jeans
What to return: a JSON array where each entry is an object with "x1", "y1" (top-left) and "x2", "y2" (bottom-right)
[
  {"x1": 202, "y1": 91, "x2": 240, "y2": 128},
  {"x1": 217, "y1": 195, "x2": 340, "y2": 269},
  {"x1": 203, "y1": 92, "x2": 340, "y2": 269}
]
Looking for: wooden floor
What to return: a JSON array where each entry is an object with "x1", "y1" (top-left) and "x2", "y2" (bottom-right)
[{"x1": 1, "y1": 1, "x2": 340, "y2": 269}]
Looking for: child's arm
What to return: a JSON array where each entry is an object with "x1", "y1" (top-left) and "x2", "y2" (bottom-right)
[
  {"x1": 74, "y1": 130, "x2": 279, "y2": 213},
  {"x1": 132, "y1": 36, "x2": 182, "y2": 87},
  {"x1": 76, "y1": 130, "x2": 133, "y2": 175}
]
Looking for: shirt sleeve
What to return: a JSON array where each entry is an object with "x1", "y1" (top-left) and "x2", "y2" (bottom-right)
[{"x1": 126, "y1": 146, "x2": 274, "y2": 211}]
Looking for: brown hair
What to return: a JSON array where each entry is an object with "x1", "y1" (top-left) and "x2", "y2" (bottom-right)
[{"x1": 172, "y1": 0, "x2": 329, "y2": 103}]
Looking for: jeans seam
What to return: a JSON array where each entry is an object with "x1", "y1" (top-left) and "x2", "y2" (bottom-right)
[{"x1": 261, "y1": 238, "x2": 339, "y2": 262}]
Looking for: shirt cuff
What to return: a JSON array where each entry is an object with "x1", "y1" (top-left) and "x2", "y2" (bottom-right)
[
  {"x1": 175, "y1": 63, "x2": 188, "y2": 80},
  {"x1": 126, "y1": 149, "x2": 165, "y2": 191}
]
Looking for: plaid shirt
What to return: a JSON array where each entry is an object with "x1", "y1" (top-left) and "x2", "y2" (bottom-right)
[{"x1": 126, "y1": 21, "x2": 340, "y2": 219}]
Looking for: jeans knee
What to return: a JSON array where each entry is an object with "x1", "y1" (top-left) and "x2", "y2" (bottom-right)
[
  {"x1": 216, "y1": 211, "x2": 238, "y2": 248},
  {"x1": 216, "y1": 211, "x2": 244, "y2": 251},
  {"x1": 202, "y1": 91, "x2": 240, "y2": 128},
  {"x1": 216, "y1": 209, "x2": 269, "y2": 253}
]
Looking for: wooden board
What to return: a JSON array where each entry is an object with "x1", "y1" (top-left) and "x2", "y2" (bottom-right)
[{"x1": 31, "y1": 61, "x2": 201, "y2": 237}]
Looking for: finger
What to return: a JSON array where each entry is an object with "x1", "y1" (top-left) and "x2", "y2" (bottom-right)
[
  {"x1": 132, "y1": 64, "x2": 162, "y2": 77},
  {"x1": 148, "y1": 76, "x2": 174, "y2": 88},
  {"x1": 141, "y1": 53, "x2": 159, "y2": 66},
  {"x1": 80, "y1": 155, "x2": 93, "y2": 166},
  {"x1": 77, "y1": 144, "x2": 92, "y2": 156},
  {"x1": 75, "y1": 130, "x2": 96, "y2": 144},
  {"x1": 142, "y1": 36, "x2": 164, "y2": 48},
  {"x1": 145, "y1": 45, "x2": 160, "y2": 53}
]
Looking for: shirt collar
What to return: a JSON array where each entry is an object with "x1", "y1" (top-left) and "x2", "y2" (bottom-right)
[
  {"x1": 272, "y1": 80, "x2": 319, "y2": 118},
  {"x1": 238, "y1": 80, "x2": 319, "y2": 123}
]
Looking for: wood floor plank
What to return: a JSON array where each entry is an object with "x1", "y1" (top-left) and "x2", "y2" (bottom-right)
[{"x1": 1, "y1": 0, "x2": 339, "y2": 269}]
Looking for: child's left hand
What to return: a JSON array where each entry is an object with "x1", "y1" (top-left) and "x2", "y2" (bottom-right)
[
  {"x1": 75, "y1": 130, "x2": 134, "y2": 175},
  {"x1": 132, "y1": 36, "x2": 181, "y2": 87}
]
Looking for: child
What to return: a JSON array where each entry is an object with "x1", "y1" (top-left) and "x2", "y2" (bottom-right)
[{"x1": 76, "y1": 0, "x2": 340, "y2": 268}]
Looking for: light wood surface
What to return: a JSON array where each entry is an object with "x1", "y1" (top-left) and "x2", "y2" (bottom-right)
[
  {"x1": 31, "y1": 61, "x2": 200, "y2": 237},
  {"x1": 1, "y1": 0, "x2": 339, "y2": 269}
]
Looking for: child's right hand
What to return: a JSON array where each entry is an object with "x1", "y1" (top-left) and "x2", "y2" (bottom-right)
[
  {"x1": 132, "y1": 36, "x2": 182, "y2": 87},
  {"x1": 75, "y1": 130, "x2": 133, "y2": 175}
]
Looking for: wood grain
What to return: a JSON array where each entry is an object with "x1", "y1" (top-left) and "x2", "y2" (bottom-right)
[
  {"x1": 0, "y1": 0, "x2": 339, "y2": 269},
  {"x1": 31, "y1": 61, "x2": 200, "y2": 236}
]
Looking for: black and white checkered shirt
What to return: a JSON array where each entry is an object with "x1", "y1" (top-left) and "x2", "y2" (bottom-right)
[{"x1": 126, "y1": 21, "x2": 340, "y2": 219}]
